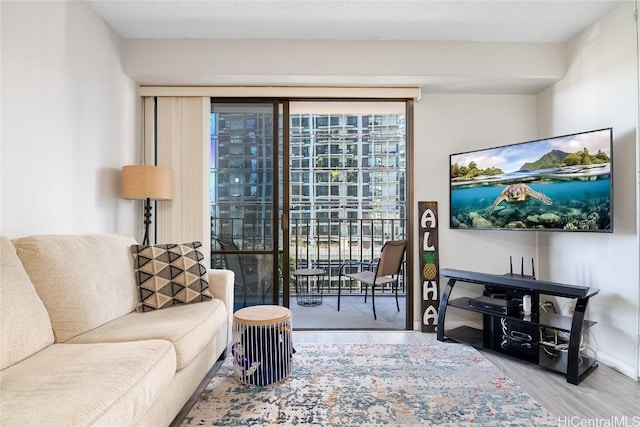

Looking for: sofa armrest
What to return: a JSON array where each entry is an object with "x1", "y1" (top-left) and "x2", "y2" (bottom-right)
[{"x1": 207, "y1": 269, "x2": 234, "y2": 348}]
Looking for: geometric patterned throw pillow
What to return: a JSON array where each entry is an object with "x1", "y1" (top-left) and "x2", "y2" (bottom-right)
[{"x1": 130, "y1": 242, "x2": 213, "y2": 312}]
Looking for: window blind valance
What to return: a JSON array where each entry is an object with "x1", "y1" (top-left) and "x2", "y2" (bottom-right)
[{"x1": 139, "y1": 86, "x2": 421, "y2": 100}]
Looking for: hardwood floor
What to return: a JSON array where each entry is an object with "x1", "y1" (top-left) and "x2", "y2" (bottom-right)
[{"x1": 294, "y1": 331, "x2": 640, "y2": 421}]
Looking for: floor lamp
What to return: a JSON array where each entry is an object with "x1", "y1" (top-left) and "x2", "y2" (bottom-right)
[{"x1": 121, "y1": 165, "x2": 173, "y2": 245}]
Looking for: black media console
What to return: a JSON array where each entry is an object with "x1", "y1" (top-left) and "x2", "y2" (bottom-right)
[{"x1": 437, "y1": 268, "x2": 599, "y2": 385}]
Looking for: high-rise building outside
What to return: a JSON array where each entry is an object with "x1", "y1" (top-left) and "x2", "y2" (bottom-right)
[
  {"x1": 210, "y1": 110, "x2": 406, "y2": 254},
  {"x1": 289, "y1": 113, "x2": 406, "y2": 246}
]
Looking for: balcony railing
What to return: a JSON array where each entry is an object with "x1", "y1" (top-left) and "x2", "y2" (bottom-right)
[
  {"x1": 289, "y1": 218, "x2": 407, "y2": 294},
  {"x1": 211, "y1": 217, "x2": 407, "y2": 296}
]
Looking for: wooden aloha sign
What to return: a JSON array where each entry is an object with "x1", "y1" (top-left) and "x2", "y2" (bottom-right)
[{"x1": 419, "y1": 201, "x2": 439, "y2": 333}]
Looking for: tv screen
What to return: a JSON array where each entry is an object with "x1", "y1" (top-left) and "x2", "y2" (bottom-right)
[{"x1": 449, "y1": 128, "x2": 613, "y2": 232}]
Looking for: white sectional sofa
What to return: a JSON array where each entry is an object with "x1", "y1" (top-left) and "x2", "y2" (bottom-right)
[{"x1": 0, "y1": 234, "x2": 234, "y2": 427}]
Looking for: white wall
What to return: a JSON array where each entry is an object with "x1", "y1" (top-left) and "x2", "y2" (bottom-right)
[
  {"x1": 413, "y1": 94, "x2": 539, "y2": 327},
  {"x1": 123, "y1": 39, "x2": 566, "y2": 93},
  {"x1": 536, "y1": 2, "x2": 639, "y2": 379},
  {"x1": 0, "y1": 1, "x2": 139, "y2": 238}
]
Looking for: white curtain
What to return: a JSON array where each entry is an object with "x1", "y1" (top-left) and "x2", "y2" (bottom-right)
[{"x1": 144, "y1": 96, "x2": 211, "y2": 260}]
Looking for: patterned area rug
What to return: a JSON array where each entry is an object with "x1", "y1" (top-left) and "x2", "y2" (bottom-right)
[{"x1": 181, "y1": 343, "x2": 557, "y2": 426}]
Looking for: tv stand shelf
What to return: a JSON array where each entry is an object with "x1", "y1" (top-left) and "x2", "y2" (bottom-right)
[{"x1": 437, "y1": 268, "x2": 599, "y2": 385}]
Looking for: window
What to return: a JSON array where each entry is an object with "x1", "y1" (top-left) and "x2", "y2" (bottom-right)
[
  {"x1": 315, "y1": 172, "x2": 329, "y2": 183},
  {"x1": 315, "y1": 144, "x2": 328, "y2": 156},
  {"x1": 315, "y1": 116, "x2": 328, "y2": 127}
]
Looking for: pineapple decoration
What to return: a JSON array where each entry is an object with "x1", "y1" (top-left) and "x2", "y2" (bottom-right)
[{"x1": 422, "y1": 252, "x2": 437, "y2": 281}]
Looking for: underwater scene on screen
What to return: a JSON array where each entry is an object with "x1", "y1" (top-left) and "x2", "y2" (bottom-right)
[{"x1": 450, "y1": 129, "x2": 612, "y2": 231}]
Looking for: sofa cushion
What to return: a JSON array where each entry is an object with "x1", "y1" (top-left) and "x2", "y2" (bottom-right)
[
  {"x1": 67, "y1": 299, "x2": 227, "y2": 370},
  {"x1": 12, "y1": 234, "x2": 138, "y2": 342},
  {"x1": 130, "y1": 242, "x2": 213, "y2": 312},
  {"x1": 0, "y1": 236, "x2": 54, "y2": 370},
  {"x1": 0, "y1": 340, "x2": 175, "y2": 427}
]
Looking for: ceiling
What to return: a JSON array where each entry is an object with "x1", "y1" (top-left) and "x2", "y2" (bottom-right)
[{"x1": 86, "y1": 0, "x2": 621, "y2": 43}]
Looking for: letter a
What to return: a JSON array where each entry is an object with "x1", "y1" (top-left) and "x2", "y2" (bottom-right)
[
  {"x1": 423, "y1": 305, "x2": 438, "y2": 326},
  {"x1": 420, "y1": 208, "x2": 437, "y2": 229}
]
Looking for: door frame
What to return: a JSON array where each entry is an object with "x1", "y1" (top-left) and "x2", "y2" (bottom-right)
[{"x1": 210, "y1": 97, "x2": 414, "y2": 330}]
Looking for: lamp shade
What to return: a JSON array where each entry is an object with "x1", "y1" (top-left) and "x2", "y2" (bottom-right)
[{"x1": 121, "y1": 165, "x2": 173, "y2": 200}]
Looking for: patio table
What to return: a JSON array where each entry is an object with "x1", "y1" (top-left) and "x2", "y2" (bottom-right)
[{"x1": 293, "y1": 268, "x2": 325, "y2": 307}]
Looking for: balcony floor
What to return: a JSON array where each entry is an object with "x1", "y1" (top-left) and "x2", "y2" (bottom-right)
[{"x1": 288, "y1": 294, "x2": 407, "y2": 330}]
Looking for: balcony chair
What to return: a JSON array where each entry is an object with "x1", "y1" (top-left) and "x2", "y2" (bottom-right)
[
  {"x1": 338, "y1": 240, "x2": 407, "y2": 320},
  {"x1": 213, "y1": 237, "x2": 260, "y2": 309}
]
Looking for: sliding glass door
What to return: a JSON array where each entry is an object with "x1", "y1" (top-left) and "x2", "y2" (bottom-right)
[
  {"x1": 209, "y1": 98, "x2": 412, "y2": 330},
  {"x1": 287, "y1": 101, "x2": 409, "y2": 329}
]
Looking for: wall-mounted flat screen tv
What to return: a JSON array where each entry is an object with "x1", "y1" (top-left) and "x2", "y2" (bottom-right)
[{"x1": 449, "y1": 128, "x2": 613, "y2": 232}]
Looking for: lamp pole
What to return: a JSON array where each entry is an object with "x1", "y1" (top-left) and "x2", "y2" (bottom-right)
[{"x1": 143, "y1": 197, "x2": 152, "y2": 245}]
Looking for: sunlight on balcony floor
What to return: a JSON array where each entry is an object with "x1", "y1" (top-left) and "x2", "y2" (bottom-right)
[{"x1": 289, "y1": 295, "x2": 406, "y2": 330}]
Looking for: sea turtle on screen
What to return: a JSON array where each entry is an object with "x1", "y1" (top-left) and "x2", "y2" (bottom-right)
[{"x1": 490, "y1": 183, "x2": 552, "y2": 211}]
